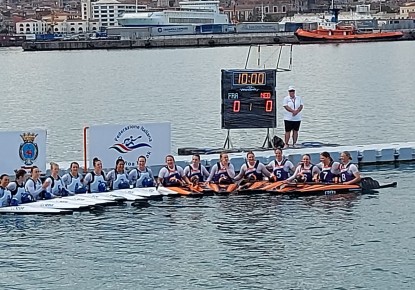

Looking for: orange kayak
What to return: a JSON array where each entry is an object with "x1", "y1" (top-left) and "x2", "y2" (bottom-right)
[
  {"x1": 208, "y1": 183, "x2": 239, "y2": 195},
  {"x1": 165, "y1": 186, "x2": 204, "y2": 197},
  {"x1": 267, "y1": 183, "x2": 361, "y2": 196}
]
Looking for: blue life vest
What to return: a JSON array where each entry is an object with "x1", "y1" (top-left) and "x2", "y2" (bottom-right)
[
  {"x1": 299, "y1": 164, "x2": 315, "y2": 182},
  {"x1": 320, "y1": 161, "x2": 337, "y2": 183},
  {"x1": 244, "y1": 160, "x2": 263, "y2": 181},
  {"x1": 272, "y1": 159, "x2": 289, "y2": 180},
  {"x1": 186, "y1": 164, "x2": 204, "y2": 182},
  {"x1": 162, "y1": 166, "x2": 182, "y2": 187},
  {"x1": 340, "y1": 163, "x2": 355, "y2": 182},
  {"x1": 212, "y1": 162, "x2": 232, "y2": 184}
]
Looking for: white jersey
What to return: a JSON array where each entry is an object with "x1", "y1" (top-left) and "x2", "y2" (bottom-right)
[
  {"x1": 128, "y1": 167, "x2": 155, "y2": 188},
  {"x1": 45, "y1": 176, "x2": 66, "y2": 196},
  {"x1": 84, "y1": 172, "x2": 107, "y2": 193},
  {"x1": 106, "y1": 170, "x2": 130, "y2": 190},
  {"x1": 62, "y1": 173, "x2": 84, "y2": 193},
  {"x1": 24, "y1": 178, "x2": 45, "y2": 200},
  {"x1": 7, "y1": 181, "x2": 26, "y2": 203},
  {"x1": 0, "y1": 187, "x2": 11, "y2": 207}
]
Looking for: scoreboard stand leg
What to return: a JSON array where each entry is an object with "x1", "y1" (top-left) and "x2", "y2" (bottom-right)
[
  {"x1": 223, "y1": 129, "x2": 233, "y2": 149},
  {"x1": 262, "y1": 128, "x2": 273, "y2": 149}
]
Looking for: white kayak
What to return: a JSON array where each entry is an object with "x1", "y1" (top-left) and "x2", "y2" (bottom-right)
[
  {"x1": 98, "y1": 190, "x2": 148, "y2": 202},
  {"x1": 116, "y1": 188, "x2": 163, "y2": 199},
  {"x1": 64, "y1": 195, "x2": 116, "y2": 206},
  {"x1": 27, "y1": 199, "x2": 91, "y2": 210},
  {"x1": 0, "y1": 205, "x2": 73, "y2": 215},
  {"x1": 156, "y1": 187, "x2": 182, "y2": 196}
]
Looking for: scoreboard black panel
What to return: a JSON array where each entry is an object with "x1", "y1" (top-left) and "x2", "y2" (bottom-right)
[{"x1": 221, "y1": 69, "x2": 277, "y2": 129}]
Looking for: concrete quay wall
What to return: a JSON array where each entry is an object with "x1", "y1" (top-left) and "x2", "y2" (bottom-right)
[{"x1": 22, "y1": 34, "x2": 297, "y2": 51}]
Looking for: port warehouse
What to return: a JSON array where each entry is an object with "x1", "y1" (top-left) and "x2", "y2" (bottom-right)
[
  {"x1": 14, "y1": 19, "x2": 415, "y2": 42},
  {"x1": 104, "y1": 19, "x2": 415, "y2": 39}
]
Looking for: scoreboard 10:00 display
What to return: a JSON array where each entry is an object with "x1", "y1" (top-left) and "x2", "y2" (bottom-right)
[{"x1": 221, "y1": 69, "x2": 277, "y2": 129}]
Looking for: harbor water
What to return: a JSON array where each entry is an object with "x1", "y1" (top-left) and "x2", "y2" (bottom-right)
[{"x1": 0, "y1": 42, "x2": 415, "y2": 289}]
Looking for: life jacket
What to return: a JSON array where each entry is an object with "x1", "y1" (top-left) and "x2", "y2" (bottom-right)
[
  {"x1": 112, "y1": 171, "x2": 130, "y2": 190},
  {"x1": 0, "y1": 186, "x2": 11, "y2": 207},
  {"x1": 66, "y1": 173, "x2": 87, "y2": 194},
  {"x1": 212, "y1": 162, "x2": 232, "y2": 184},
  {"x1": 9, "y1": 181, "x2": 26, "y2": 204},
  {"x1": 133, "y1": 167, "x2": 153, "y2": 188},
  {"x1": 320, "y1": 161, "x2": 337, "y2": 183},
  {"x1": 244, "y1": 160, "x2": 263, "y2": 181},
  {"x1": 339, "y1": 163, "x2": 355, "y2": 182},
  {"x1": 24, "y1": 177, "x2": 44, "y2": 200},
  {"x1": 272, "y1": 159, "x2": 289, "y2": 180},
  {"x1": 88, "y1": 171, "x2": 106, "y2": 193},
  {"x1": 162, "y1": 165, "x2": 182, "y2": 187},
  {"x1": 186, "y1": 164, "x2": 204, "y2": 182},
  {"x1": 48, "y1": 175, "x2": 68, "y2": 196},
  {"x1": 299, "y1": 164, "x2": 315, "y2": 182}
]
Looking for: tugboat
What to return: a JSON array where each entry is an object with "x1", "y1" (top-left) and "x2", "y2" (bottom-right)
[{"x1": 295, "y1": 3, "x2": 403, "y2": 42}]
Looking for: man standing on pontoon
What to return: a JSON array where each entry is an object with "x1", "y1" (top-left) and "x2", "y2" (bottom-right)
[{"x1": 283, "y1": 86, "x2": 304, "y2": 149}]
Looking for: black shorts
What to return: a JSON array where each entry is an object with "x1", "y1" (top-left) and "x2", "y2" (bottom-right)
[{"x1": 284, "y1": 120, "x2": 301, "y2": 132}]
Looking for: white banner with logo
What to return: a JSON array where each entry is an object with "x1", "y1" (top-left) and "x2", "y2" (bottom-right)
[
  {"x1": 88, "y1": 122, "x2": 171, "y2": 168},
  {"x1": 0, "y1": 130, "x2": 47, "y2": 175}
]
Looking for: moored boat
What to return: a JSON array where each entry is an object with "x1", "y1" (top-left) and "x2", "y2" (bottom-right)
[{"x1": 294, "y1": 5, "x2": 403, "y2": 42}]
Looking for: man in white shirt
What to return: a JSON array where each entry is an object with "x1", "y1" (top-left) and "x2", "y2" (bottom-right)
[{"x1": 282, "y1": 86, "x2": 304, "y2": 148}]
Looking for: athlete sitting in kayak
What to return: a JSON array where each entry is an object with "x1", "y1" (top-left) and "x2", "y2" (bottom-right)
[
  {"x1": 0, "y1": 174, "x2": 12, "y2": 207},
  {"x1": 25, "y1": 166, "x2": 51, "y2": 200},
  {"x1": 62, "y1": 162, "x2": 87, "y2": 194},
  {"x1": 315, "y1": 151, "x2": 341, "y2": 183},
  {"x1": 106, "y1": 158, "x2": 130, "y2": 190},
  {"x1": 84, "y1": 157, "x2": 107, "y2": 193},
  {"x1": 286, "y1": 154, "x2": 320, "y2": 183},
  {"x1": 128, "y1": 155, "x2": 156, "y2": 188},
  {"x1": 183, "y1": 154, "x2": 210, "y2": 185},
  {"x1": 45, "y1": 162, "x2": 69, "y2": 196},
  {"x1": 266, "y1": 148, "x2": 295, "y2": 181},
  {"x1": 158, "y1": 155, "x2": 185, "y2": 187},
  {"x1": 7, "y1": 169, "x2": 27, "y2": 204},
  {"x1": 206, "y1": 152, "x2": 235, "y2": 184},
  {"x1": 339, "y1": 151, "x2": 361, "y2": 185},
  {"x1": 234, "y1": 151, "x2": 271, "y2": 182}
]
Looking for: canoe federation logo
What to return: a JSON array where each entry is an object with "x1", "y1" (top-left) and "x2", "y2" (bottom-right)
[
  {"x1": 19, "y1": 132, "x2": 39, "y2": 166},
  {"x1": 109, "y1": 125, "x2": 152, "y2": 155}
]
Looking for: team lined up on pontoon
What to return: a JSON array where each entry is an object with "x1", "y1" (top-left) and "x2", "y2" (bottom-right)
[{"x1": 0, "y1": 150, "x2": 361, "y2": 207}]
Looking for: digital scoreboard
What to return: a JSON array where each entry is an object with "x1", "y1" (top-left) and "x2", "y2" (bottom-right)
[{"x1": 221, "y1": 69, "x2": 277, "y2": 129}]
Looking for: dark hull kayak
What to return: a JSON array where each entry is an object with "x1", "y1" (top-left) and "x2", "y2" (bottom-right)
[{"x1": 267, "y1": 179, "x2": 397, "y2": 196}]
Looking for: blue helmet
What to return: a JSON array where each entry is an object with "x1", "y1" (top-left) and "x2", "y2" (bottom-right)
[
  {"x1": 75, "y1": 184, "x2": 87, "y2": 194},
  {"x1": 21, "y1": 192, "x2": 35, "y2": 204},
  {"x1": 10, "y1": 197, "x2": 19, "y2": 206},
  {"x1": 60, "y1": 188, "x2": 70, "y2": 197},
  {"x1": 118, "y1": 180, "x2": 130, "y2": 189},
  {"x1": 142, "y1": 178, "x2": 154, "y2": 188},
  {"x1": 98, "y1": 181, "x2": 106, "y2": 192}
]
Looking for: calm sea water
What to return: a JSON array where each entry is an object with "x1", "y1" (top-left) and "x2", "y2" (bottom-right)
[
  {"x1": 1, "y1": 41, "x2": 415, "y2": 161},
  {"x1": 0, "y1": 43, "x2": 415, "y2": 289}
]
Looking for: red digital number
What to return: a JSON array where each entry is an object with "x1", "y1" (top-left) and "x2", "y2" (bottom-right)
[
  {"x1": 260, "y1": 92, "x2": 271, "y2": 99},
  {"x1": 233, "y1": 100, "x2": 240, "y2": 112},
  {"x1": 265, "y1": 100, "x2": 273, "y2": 112}
]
